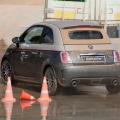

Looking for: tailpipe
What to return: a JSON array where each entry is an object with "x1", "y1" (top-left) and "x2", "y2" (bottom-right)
[
  {"x1": 71, "y1": 80, "x2": 78, "y2": 87},
  {"x1": 112, "y1": 79, "x2": 119, "y2": 86}
]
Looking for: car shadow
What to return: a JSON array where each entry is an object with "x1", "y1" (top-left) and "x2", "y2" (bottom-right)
[
  {"x1": 13, "y1": 82, "x2": 107, "y2": 96},
  {"x1": 13, "y1": 82, "x2": 91, "y2": 96},
  {"x1": 57, "y1": 87, "x2": 90, "y2": 96}
]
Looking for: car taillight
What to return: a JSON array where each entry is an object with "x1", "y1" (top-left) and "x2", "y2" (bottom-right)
[
  {"x1": 60, "y1": 52, "x2": 72, "y2": 63},
  {"x1": 114, "y1": 51, "x2": 120, "y2": 62}
]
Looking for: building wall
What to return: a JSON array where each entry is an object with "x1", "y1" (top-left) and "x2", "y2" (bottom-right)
[
  {"x1": 0, "y1": 0, "x2": 45, "y2": 46},
  {"x1": 0, "y1": 0, "x2": 44, "y2": 5},
  {"x1": 0, "y1": 0, "x2": 120, "y2": 61}
]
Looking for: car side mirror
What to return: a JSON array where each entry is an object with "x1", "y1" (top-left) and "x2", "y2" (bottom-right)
[{"x1": 12, "y1": 37, "x2": 19, "y2": 48}]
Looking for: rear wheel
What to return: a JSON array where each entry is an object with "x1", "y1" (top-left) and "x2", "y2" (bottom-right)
[{"x1": 45, "y1": 67, "x2": 60, "y2": 96}]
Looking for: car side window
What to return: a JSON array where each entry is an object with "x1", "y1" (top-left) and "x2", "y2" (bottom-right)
[
  {"x1": 41, "y1": 27, "x2": 53, "y2": 44},
  {"x1": 20, "y1": 26, "x2": 44, "y2": 44}
]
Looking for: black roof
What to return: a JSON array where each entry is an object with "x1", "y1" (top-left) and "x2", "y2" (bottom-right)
[{"x1": 43, "y1": 20, "x2": 100, "y2": 29}]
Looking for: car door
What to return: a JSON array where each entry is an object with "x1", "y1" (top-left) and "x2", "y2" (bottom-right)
[
  {"x1": 36, "y1": 26, "x2": 54, "y2": 82},
  {"x1": 12, "y1": 25, "x2": 44, "y2": 80}
]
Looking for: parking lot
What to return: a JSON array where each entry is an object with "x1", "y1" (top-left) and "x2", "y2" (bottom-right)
[
  {"x1": 1, "y1": 80, "x2": 120, "y2": 120},
  {"x1": 0, "y1": 36, "x2": 120, "y2": 120},
  {"x1": 1, "y1": 0, "x2": 120, "y2": 119}
]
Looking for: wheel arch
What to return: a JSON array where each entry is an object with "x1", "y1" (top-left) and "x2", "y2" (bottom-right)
[
  {"x1": 43, "y1": 64, "x2": 57, "y2": 78},
  {"x1": 1, "y1": 57, "x2": 14, "y2": 71},
  {"x1": 1, "y1": 58, "x2": 9, "y2": 68},
  {"x1": 1, "y1": 57, "x2": 6, "y2": 63}
]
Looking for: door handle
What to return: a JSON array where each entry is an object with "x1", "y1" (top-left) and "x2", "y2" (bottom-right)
[
  {"x1": 20, "y1": 55, "x2": 24, "y2": 62},
  {"x1": 40, "y1": 52, "x2": 42, "y2": 55},
  {"x1": 40, "y1": 52, "x2": 42, "y2": 57},
  {"x1": 21, "y1": 52, "x2": 25, "y2": 54}
]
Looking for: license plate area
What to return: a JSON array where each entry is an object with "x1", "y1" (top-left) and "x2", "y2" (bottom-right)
[{"x1": 81, "y1": 56, "x2": 106, "y2": 62}]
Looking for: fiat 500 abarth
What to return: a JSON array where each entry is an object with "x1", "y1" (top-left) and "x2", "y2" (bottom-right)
[{"x1": 1, "y1": 20, "x2": 120, "y2": 95}]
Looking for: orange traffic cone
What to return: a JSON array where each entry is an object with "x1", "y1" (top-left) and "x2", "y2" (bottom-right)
[
  {"x1": 20, "y1": 90, "x2": 36, "y2": 101},
  {"x1": 3, "y1": 101, "x2": 14, "y2": 120},
  {"x1": 1, "y1": 77, "x2": 16, "y2": 102},
  {"x1": 37, "y1": 76, "x2": 52, "y2": 102},
  {"x1": 20, "y1": 100, "x2": 36, "y2": 111},
  {"x1": 39, "y1": 101, "x2": 50, "y2": 120}
]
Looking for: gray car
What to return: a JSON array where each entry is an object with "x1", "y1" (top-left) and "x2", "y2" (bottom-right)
[{"x1": 1, "y1": 20, "x2": 120, "y2": 95}]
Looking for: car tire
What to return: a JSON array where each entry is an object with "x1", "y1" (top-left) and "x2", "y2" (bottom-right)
[
  {"x1": 45, "y1": 67, "x2": 60, "y2": 96},
  {"x1": 106, "y1": 85, "x2": 120, "y2": 94},
  {"x1": 1, "y1": 60, "x2": 16, "y2": 84}
]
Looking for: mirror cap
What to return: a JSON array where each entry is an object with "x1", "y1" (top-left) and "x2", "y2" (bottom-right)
[{"x1": 12, "y1": 37, "x2": 19, "y2": 44}]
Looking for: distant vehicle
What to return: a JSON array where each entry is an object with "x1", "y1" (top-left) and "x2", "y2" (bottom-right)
[
  {"x1": 1, "y1": 20, "x2": 120, "y2": 95},
  {"x1": 45, "y1": 0, "x2": 120, "y2": 25}
]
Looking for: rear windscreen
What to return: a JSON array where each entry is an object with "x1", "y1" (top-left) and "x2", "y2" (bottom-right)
[{"x1": 69, "y1": 30, "x2": 103, "y2": 40}]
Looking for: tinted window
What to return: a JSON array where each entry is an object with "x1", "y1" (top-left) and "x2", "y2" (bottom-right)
[
  {"x1": 69, "y1": 30, "x2": 103, "y2": 39},
  {"x1": 42, "y1": 27, "x2": 53, "y2": 44},
  {"x1": 20, "y1": 26, "x2": 43, "y2": 44}
]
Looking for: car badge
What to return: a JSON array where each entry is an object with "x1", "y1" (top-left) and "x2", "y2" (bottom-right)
[{"x1": 88, "y1": 45, "x2": 93, "y2": 50}]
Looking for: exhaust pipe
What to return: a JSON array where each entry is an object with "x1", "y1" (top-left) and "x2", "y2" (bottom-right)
[
  {"x1": 113, "y1": 79, "x2": 119, "y2": 86},
  {"x1": 71, "y1": 80, "x2": 78, "y2": 87}
]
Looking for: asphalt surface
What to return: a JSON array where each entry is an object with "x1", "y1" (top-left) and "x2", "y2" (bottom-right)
[
  {"x1": 0, "y1": 37, "x2": 120, "y2": 119},
  {"x1": 0, "y1": 34, "x2": 120, "y2": 120},
  {"x1": 0, "y1": 80, "x2": 120, "y2": 120}
]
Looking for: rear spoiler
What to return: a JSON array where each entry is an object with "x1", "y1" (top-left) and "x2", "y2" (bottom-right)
[{"x1": 62, "y1": 25, "x2": 103, "y2": 29}]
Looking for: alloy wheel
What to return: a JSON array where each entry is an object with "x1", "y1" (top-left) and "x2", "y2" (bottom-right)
[
  {"x1": 1, "y1": 60, "x2": 12, "y2": 84},
  {"x1": 45, "y1": 67, "x2": 58, "y2": 95}
]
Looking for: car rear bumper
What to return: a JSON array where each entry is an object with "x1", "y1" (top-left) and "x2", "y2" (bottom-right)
[{"x1": 57, "y1": 63, "x2": 120, "y2": 87}]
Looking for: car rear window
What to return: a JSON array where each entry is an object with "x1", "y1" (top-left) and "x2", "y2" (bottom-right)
[
  {"x1": 69, "y1": 30, "x2": 103, "y2": 40},
  {"x1": 61, "y1": 27, "x2": 110, "y2": 44}
]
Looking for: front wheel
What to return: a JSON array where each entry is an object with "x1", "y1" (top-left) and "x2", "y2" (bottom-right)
[
  {"x1": 45, "y1": 67, "x2": 60, "y2": 96},
  {"x1": 1, "y1": 60, "x2": 17, "y2": 84},
  {"x1": 1, "y1": 60, "x2": 12, "y2": 84}
]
